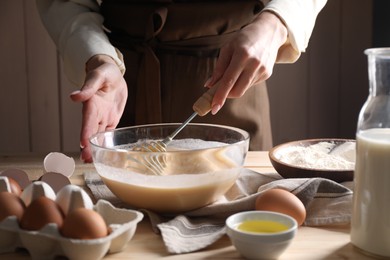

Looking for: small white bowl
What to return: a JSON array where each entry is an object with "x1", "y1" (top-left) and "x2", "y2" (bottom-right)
[{"x1": 226, "y1": 211, "x2": 297, "y2": 259}]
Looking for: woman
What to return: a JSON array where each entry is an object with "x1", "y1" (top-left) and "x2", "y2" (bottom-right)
[{"x1": 36, "y1": 0, "x2": 327, "y2": 162}]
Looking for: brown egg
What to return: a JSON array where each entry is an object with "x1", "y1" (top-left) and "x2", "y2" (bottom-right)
[
  {"x1": 8, "y1": 177, "x2": 22, "y2": 196},
  {"x1": 20, "y1": 196, "x2": 64, "y2": 231},
  {"x1": 61, "y1": 208, "x2": 108, "y2": 239},
  {"x1": 255, "y1": 188, "x2": 306, "y2": 226},
  {"x1": 0, "y1": 191, "x2": 26, "y2": 222}
]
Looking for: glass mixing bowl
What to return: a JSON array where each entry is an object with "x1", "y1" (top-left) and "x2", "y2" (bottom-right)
[{"x1": 89, "y1": 123, "x2": 249, "y2": 213}]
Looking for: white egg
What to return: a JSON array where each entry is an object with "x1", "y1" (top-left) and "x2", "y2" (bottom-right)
[
  {"x1": 43, "y1": 152, "x2": 75, "y2": 178},
  {"x1": 21, "y1": 181, "x2": 56, "y2": 206},
  {"x1": 56, "y1": 185, "x2": 94, "y2": 215}
]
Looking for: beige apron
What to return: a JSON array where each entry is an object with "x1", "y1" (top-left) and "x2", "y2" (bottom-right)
[{"x1": 101, "y1": 0, "x2": 272, "y2": 150}]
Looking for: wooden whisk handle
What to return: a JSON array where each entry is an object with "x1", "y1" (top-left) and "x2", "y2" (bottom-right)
[{"x1": 192, "y1": 87, "x2": 218, "y2": 116}]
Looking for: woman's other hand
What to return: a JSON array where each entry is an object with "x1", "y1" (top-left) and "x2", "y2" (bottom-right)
[{"x1": 70, "y1": 54, "x2": 128, "y2": 163}]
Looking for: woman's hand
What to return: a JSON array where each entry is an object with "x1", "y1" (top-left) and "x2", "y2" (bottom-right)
[
  {"x1": 206, "y1": 11, "x2": 288, "y2": 114},
  {"x1": 70, "y1": 54, "x2": 128, "y2": 163}
]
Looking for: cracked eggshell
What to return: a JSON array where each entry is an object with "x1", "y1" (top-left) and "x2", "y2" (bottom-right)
[
  {"x1": 39, "y1": 172, "x2": 71, "y2": 193},
  {"x1": 43, "y1": 152, "x2": 75, "y2": 178},
  {"x1": 56, "y1": 185, "x2": 94, "y2": 216},
  {"x1": 20, "y1": 181, "x2": 56, "y2": 206},
  {"x1": 0, "y1": 169, "x2": 31, "y2": 190}
]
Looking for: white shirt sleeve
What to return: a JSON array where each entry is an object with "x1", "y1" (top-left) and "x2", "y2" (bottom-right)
[
  {"x1": 36, "y1": 0, "x2": 125, "y2": 87},
  {"x1": 262, "y1": 0, "x2": 328, "y2": 63}
]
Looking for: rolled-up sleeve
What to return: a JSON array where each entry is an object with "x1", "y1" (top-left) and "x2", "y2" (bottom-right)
[
  {"x1": 263, "y1": 0, "x2": 328, "y2": 63},
  {"x1": 36, "y1": 0, "x2": 125, "y2": 87}
]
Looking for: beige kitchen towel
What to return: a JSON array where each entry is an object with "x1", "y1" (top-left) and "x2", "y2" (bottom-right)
[{"x1": 84, "y1": 169, "x2": 353, "y2": 254}]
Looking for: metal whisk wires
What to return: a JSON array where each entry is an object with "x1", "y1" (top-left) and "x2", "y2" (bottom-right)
[
  {"x1": 130, "y1": 87, "x2": 217, "y2": 175},
  {"x1": 132, "y1": 113, "x2": 197, "y2": 175}
]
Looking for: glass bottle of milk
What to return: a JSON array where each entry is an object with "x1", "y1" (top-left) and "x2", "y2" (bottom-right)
[{"x1": 351, "y1": 48, "x2": 390, "y2": 258}]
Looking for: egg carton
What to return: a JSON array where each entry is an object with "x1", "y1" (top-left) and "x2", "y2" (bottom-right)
[{"x1": 0, "y1": 199, "x2": 143, "y2": 260}]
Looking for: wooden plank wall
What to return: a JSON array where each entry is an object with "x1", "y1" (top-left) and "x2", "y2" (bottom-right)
[
  {"x1": 1, "y1": 0, "x2": 30, "y2": 153},
  {"x1": 0, "y1": 0, "x2": 81, "y2": 155},
  {"x1": 268, "y1": 0, "x2": 373, "y2": 145},
  {"x1": 0, "y1": 0, "x2": 373, "y2": 155}
]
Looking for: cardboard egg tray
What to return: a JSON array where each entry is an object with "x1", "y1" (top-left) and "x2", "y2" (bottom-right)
[{"x1": 0, "y1": 199, "x2": 143, "y2": 260}]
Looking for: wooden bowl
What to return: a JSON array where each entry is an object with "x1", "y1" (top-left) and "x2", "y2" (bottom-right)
[{"x1": 268, "y1": 138, "x2": 355, "y2": 183}]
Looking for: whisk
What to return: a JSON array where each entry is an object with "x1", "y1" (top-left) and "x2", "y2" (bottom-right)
[{"x1": 132, "y1": 87, "x2": 217, "y2": 174}]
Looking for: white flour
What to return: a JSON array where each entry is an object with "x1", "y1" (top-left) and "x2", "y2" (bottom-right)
[{"x1": 276, "y1": 141, "x2": 356, "y2": 170}]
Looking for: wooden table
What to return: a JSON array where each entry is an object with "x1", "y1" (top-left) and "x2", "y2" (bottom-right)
[{"x1": 0, "y1": 152, "x2": 375, "y2": 259}]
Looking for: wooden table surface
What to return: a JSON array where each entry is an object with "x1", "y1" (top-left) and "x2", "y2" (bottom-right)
[{"x1": 0, "y1": 152, "x2": 375, "y2": 259}]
